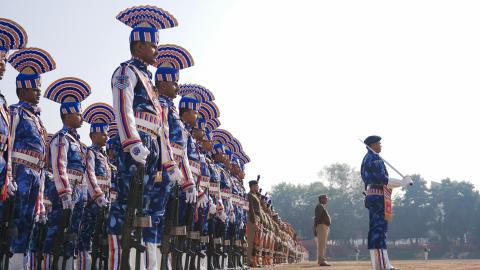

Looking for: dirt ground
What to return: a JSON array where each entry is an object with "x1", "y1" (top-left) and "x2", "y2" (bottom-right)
[{"x1": 273, "y1": 260, "x2": 480, "y2": 270}]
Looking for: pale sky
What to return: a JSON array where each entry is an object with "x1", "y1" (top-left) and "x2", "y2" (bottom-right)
[{"x1": 2, "y1": 1, "x2": 480, "y2": 191}]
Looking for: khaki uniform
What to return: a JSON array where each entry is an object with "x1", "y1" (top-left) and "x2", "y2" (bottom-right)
[
  {"x1": 247, "y1": 191, "x2": 262, "y2": 266},
  {"x1": 314, "y1": 203, "x2": 331, "y2": 264}
]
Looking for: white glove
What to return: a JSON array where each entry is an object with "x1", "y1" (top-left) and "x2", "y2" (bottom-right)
[
  {"x1": 240, "y1": 221, "x2": 245, "y2": 230},
  {"x1": 109, "y1": 190, "x2": 118, "y2": 202},
  {"x1": 95, "y1": 194, "x2": 108, "y2": 207},
  {"x1": 166, "y1": 164, "x2": 183, "y2": 184},
  {"x1": 388, "y1": 176, "x2": 412, "y2": 188},
  {"x1": 129, "y1": 142, "x2": 150, "y2": 165},
  {"x1": 60, "y1": 193, "x2": 73, "y2": 209},
  {"x1": 35, "y1": 211, "x2": 47, "y2": 224},
  {"x1": 185, "y1": 185, "x2": 198, "y2": 204},
  {"x1": 7, "y1": 181, "x2": 17, "y2": 196},
  {"x1": 218, "y1": 211, "x2": 227, "y2": 223},
  {"x1": 402, "y1": 176, "x2": 413, "y2": 186},
  {"x1": 216, "y1": 202, "x2": 227, "y2": 222},
  {"x1": 229, "y1": 211, "x2": 236, "y2": 223},
  {"x1": 196, "y1": 189, "x2": 208, "y2": 208},
  {"x1": 208, "y1": 200, "x2": 217, "y2": 215}
]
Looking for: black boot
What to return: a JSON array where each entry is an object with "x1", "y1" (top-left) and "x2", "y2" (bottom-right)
[
  {"x1": 160, "y1": 253, "x2": 169, "y2": 270},
  {"x1": 189, "y1": 255, "x2": 197, "y2": 270}
]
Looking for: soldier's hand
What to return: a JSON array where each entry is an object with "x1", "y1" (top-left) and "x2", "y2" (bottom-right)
[
  {"x1": 129, "y1": 142, "x2": 150, "y2": 165},
  {"x1": 60, "y1": 193, "x2": 73, "y2": 209},
  {"x1": 185, "y1": 185, "x2": 197, "y2": 204},
  {"x1": 95, "y1": 194, "x2": 108, "y2": 207},
  {"x1": 165, "y1": 164, "x2": 183, "y2": 184},
  {"x1": 402, "y1": 176, "x2": 413, "y2": 186},
  {"x1": 36, "y1": 211, "x2": 47, "y2": 224},
  {"x1": 208, "y1": 200, "x2": 217, "y2": 215},
  {"x1": 7, "y1": 181, "x2": 17, "y2": 196},
  {"x1": 196, "y1": 189, "x2": 208, "y2": 208}
]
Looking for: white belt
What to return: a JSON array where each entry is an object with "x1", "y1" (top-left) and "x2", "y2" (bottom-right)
[
  {"x1": 67, "y1": 170, "x2": 83, "y2": 183},
  {"x1": 171, "y1": 143, "x2": 184, "y2": 158},
  {"x1": 199, "y1": 176, "x2": 210, "y2": 188},
  {"x1": 11, "y1": 150, "x2": 45, "y2": 170},
  {"x1": 221, "y1": 191, "x2": 232, "y2": 200},
  {"x1": 189, "y1": 160, "x2": 201, "y2": 176},
  {"x1": 97, "y1": 178, "x2": 110, "y2": 191},
  {"x1": 209, "y1": 182, "x2": 220, "y2": 192},
  {"x1": 135, "y1": 117, "x2": 159, "y2": 137}
]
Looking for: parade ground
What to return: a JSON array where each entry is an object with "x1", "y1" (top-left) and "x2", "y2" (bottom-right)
[{"x1": 275, "y1": 260, "x2": 480, "y2": 270}]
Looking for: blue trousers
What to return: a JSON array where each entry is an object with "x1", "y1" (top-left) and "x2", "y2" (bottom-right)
[
  {"x1": 10, "y1": 164, "x2": 41, "y2": 253},
  {"x1": 43, "y1": 180, "x2": 85, "y2": 257},
  {"x1": 107, "y1": 132, "x2": 161, "y2": 244},
  {"x1": 0, "y1": 155, "x2": 7, "y2": 220},
  {"x1": 365, "y1": 195, "x2": 388, "y2": 249},
  {"x1": 78, "y1": 200, "x2": 100, "y2": 251}
]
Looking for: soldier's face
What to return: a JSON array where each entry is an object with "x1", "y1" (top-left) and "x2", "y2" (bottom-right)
[
  {"x1": 202, "y1": 140, "x2": 213, "y2": 152},
  {"x1": 182, "y1": 109, "x2": 198, "y2": 126},
  {"x1": 371, "y1": 141, "x2": 382, "y2": 153},
  {"x1": 19, "y1": 88, "x2": 41, "y2": 105},
  {"x1": 0, "y1": 60, "x2": 5, "y2": 80},
  {"x1": 137, "y1": 42, "x2": 158, "y2": 66},
  {"x1": 90, "y1": 132, "x2": 108, "y2": 147},
  {"x1": 156, "y1": 81, "x2": 178, "y2": 98},
  {"x1": 64, "y1": 113, "x2": 83, "y2": 129},
  {"x1": 250, "y1": 184, "x2": 258, "y2": 193},
  {"x1": 192, "y1": 128, "x2": 204, "y2": 141}
]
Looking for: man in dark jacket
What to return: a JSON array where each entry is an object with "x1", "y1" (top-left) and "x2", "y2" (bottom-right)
[{"x1": 314, "y1": 194, "x2": 331, "y2": 266}]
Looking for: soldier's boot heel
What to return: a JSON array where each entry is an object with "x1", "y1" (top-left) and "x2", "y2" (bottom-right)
[
  {"x1": 160, "y1": 253, "x2": 169, "y2": 270},
  {"x1": 188, "y1": 255, "x2": 196, "y2": 270},
  {"x1": 207, "y1": 255, "x2": 215, "y2": 270}
]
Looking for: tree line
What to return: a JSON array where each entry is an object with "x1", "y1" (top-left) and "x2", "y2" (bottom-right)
[{"x1": 270, "y1": 163, "x2": 480, "y2": 259}]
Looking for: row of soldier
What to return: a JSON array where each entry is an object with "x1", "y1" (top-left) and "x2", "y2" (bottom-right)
[{"x1": 0, "y1": 5, "x2": 307, "y2": 270}]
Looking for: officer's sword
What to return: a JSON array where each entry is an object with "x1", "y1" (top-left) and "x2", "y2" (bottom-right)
[{"x1": 358, "y1": 139, "x2": 413, "y2": 185}]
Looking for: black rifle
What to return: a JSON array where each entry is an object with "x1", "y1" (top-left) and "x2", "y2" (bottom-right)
[
  {"x1": 120, "y1": 165, "x2": 149, "y2": 270},
  {"x1": 189, "y1": 205, "x2": 206, "y2": 270},
  {"x1": 206, "y1": 207, "x2": 217, "y2": 270},
  {"x1": 170, "y1": 184, "x2": 186, "y2": 270},
  {"x1": 183, "y1": 203, "x2": 195, "y2": 270},
  {"x1": 91, "y1": 205, "x2": 109, "y2": 270},
  {"x1": 35, "y1": 222, "x2": 47, "y2": 270},
  {"x1": 0, "y1": 194, "x2": 16, "y2": 270},
  {"x1": 50, "y1": 208, "x2": 72, "y2": 270}
]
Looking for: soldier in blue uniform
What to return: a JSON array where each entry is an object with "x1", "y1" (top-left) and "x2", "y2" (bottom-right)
[
  {"x1": 202, "y1": 120, "x2": 223, "y2": 270},
  {"x1": 0, "y1": 19, "x2": 28, "y2": 231},
  {"x1": 109, "y1": 6, "x2": 182, "y2": 270},
  {"x1": 210, "y1": 141, "x2": 231, "y2": 268},
  {"x1": 6, "y1": 47, "x2": 56, "y2": 267},
  {"x1": 43, "y1": 77, "x2": 95, "y2": 269},
  {"x1": 154, "y1": 45, "x2": 197, "y2": 269},
  {"x1": 28, "y1": 133, "x2": 54, "y2": 269},
  {"x1": 77, "y1": 103, "x2": 114, "y2": 269},
  {"x1": 191, "y1": 103, "x2": 220, "y2": 269},
  {"x1": 361, "y1": 135, "x2": 412, "y2": 270}
]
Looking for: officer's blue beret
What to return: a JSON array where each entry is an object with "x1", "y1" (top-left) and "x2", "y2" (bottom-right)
[{"x1": 364, "y1": 135, "x2": 381, "y2": 146}]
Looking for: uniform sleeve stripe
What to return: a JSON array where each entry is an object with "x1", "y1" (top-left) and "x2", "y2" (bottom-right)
[{"x1": 118, "y1": 66, "x2": 132, "y2": 139}]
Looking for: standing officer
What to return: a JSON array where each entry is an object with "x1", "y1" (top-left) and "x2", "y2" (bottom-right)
[
  {"x1": 7, "y1": 47, "x2": 55, "y2": 268},
  {"x1": 361, "y1": 135, "x2": 412, "y2": 270},
  {"x1": 247, "y1": 176, "x2": 262, "y2": 267},
  {"x1": 43, "y1": 77, "x2": 94, "y2": 269},
  {"x1": 77, "y1": 103, "x2": 114, "y2": 269},
  {"x1": 314, "y1": 194, "x2": 331, "y2": 266},
  {"x1": 109, "y1": 6, "x2": 182, "y2": 269}
]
